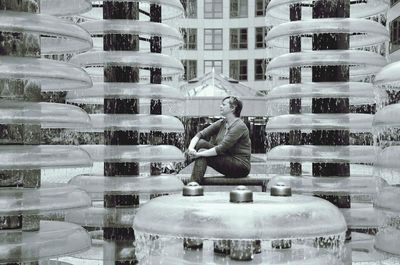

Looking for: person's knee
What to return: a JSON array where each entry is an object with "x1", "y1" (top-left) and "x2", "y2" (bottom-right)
[{"x1": 195, "y1": 139, "x2": 210, "y2": 150}]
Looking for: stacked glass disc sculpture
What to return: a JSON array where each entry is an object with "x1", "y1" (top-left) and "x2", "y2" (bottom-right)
[
  {"x1": 134, "y1": 183, "x2": 347, "y2": 264},
  {"x1": 371, "y1": 61, "x2": 400, "y2": 264},
  {"x1": 0, "y1": 0, "x2": 97, "y2": 264},
  {"x1": 264, "y1": 0, "x2": 391, "y2": 263},
  {"x1": 62, "y1": 1, "x2": 186, "y2": 264},
  {"x1": 264, "y1": 0, "x2": 389, "y2": 256}
]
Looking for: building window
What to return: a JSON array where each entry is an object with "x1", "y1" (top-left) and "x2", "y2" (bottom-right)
[
  {"x1": 204, "y1": 0, "x2": 223, "y2": 18},
  {"x1": 230, "y1": 28, "x2": 247, "y2": 49},
  {"x1": 255, "y1": 59, "x2": 271, "y2": 80},
  {"x1": 255, "y1": 0, "x2": 265, "y2": 16},
  {"x1": 255, "y1": 26, "x2": 270, "y2": 48},
  {"x1": 181, "y1": 28, "x2": 197, "y2": 50},
  {"x1": 204, "y1": 29, "x2": 223, "y2": 50},
  {"x1": 182, "y1": 60, "x2": 197, "y2": 81},
  {"x1": 180, "y1": 0, "x2": 197, "y2": 18},
  {"x1": 230, "y1": 60, "x2": 247, "y2": 81},
  {"x1": 204, "y1": 60, "x2": 223, "y2": 74},
  {"x1": 230, "y1": 0, "x2": 248, "y2": 18},
  {"x1": 390, "y1": 17, "x2": 400, "y2": 53}
]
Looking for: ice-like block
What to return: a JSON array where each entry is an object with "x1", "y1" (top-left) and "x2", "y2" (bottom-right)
[
  {"x1": 81, "y1": 144, "x2": 184, "y2": 162},
  {"x1": 0, "y1": 102, "x2": 91, "y2": 129},
  {"x1": 0, "y1": 145, "x2": 92, "y2": 169},
  {"x1": 266, "y1": 18, "x2": 388, "y2": 49},
  {"x1": 0, "y1": 184, "x2": 91, "y2": 215},
  {"x1": 0, "y1": 57, "x2": 92, "y2": 91},
  {"x1": 70, "y1": 51, "x2": 183, "y2": 75},
  {"x1": 66, "y1": 82, "x2": 183, "y2": 101},
  {"x1": 267, "y1": 50, "x2": 386, "y2": 78},
  {"x1": 0, "y1": 221, "x2": 91, "y2": 263},
  {"x1": 134, "y1": 193, "x2": 347, "y2": 240},
  {"x1": 81, "y1": 20, "x2": 182, "y2": 48},
  {"x1": 82, "y1": 114, "x2": 184, "y2": 132},
  {"x1": 267, "y1": 145, "x2": 377, "y2": 164},
  {"x1": 69, "y1": 174, "x2": 183, "y2": 200},
  {"x1": 0, "y1": 11, "x2": 92, "y2": 54},
  {"x1": 266, "y1": 114, "x2": 373, "y2": 133}
]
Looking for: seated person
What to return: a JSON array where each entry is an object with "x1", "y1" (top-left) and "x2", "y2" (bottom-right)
[{"x1": 186, "y1": 96, "x2": 251, "y2": 183}]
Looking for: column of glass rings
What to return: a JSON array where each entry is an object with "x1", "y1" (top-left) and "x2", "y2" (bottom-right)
[
  {"x1": 264, "y1": 0, "x2": 389, "y2": 263},
  {"x1": 371, "y1": 61, "x2": 400, "y2": 264},
  {"x1": 63, "y1": 1, "x2": 186, "y2": 264},
  {"x1": 0, "y1": 0, "x2": 96, "y2": 264}
]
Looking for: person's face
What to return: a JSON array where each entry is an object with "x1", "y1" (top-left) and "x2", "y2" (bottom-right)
[{"x1": 220, "y1": 98, "x2": 233, "y2": 117}]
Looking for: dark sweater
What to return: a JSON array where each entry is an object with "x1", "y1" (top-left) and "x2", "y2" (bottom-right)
[{"x1": 196, "y1": 118, "x2": 251, "y2": 170}]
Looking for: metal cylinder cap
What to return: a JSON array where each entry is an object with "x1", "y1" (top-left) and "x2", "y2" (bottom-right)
[
  {"x1": 183, "y1": 182, "x2": 204, "y2": 196},
  {"x1": 230, "y1": 185, "x2": 253, "y2": 203},
  {"x1": 270, "y1": 183, "x2": 292, "y2": 197}
]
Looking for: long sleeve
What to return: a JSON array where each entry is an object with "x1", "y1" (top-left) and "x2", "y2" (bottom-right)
[{"x1": 196, "y1": 119, "x2": 223, "y2": 140}]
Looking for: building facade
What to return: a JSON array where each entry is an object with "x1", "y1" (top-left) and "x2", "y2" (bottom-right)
[{"x1": 175, "y1": 0, "x2": 270, "y2": 92}]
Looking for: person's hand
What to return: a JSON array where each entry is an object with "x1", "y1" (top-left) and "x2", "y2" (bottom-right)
[
  {"x1": 187, "y1": 148, "x2": 197, "y2": 157},
  {"x1": 188, "y1": 149, "x2": 203, "y2": 159},
  {"x1": 190, "y1": 151, "x2": 202, "y2": 159}
]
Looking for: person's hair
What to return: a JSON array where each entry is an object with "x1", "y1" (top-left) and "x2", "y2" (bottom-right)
[{"x1": 223, "y1": 96, "x2": 243, "y2": 117}]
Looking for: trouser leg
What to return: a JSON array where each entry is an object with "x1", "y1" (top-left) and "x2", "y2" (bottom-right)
[
  {"x1": 206, "y1": 155, "x2": 249, "y2": 178},
  {"x1": 190, "y1": 157, "x2": 208, "y2": 183},
  {"x1": 189, "y1": 139, "x2": 214, "y2": 183},
  {"x1": 175, "y1": 139, "x2": 214, "y2": 174},
  {"x1": 183, "y1": 139, "x2": 214, "y2": 168},
  {"x1": 190, "y1": 155, "x2": 249, "y2": 183}
]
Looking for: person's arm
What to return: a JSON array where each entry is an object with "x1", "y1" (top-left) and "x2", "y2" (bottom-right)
[
  {"x1": 187, "y1": 135, "x2": 200, "y2": 153},
  {"x1": 188, "y1": 120, "x2": 222, "y2": 158},
  {"x1": 189, "y1": 120, "x2": 222, "y2": 150},
  {"x1": 196, "y1": 147, "x2": 218, "y2": 157},
  {"x1": 197, "y1": 120, "x2": 222, "y2": 140}
]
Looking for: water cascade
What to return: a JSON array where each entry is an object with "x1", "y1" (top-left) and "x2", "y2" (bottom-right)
[
  {"x1": 371, "y1": 61, "x2": 400, "y2": 264},
  {"x1": 265, "y1": 0, "x2": 389, "y2": 262},
  {"x1": 0, "y1": 0, "x2": 96, "y2": 264},
  {"x1": 63, "y1": 1, "x2": 185, "y2": 264},
  {"x1": 133, "y1": 183, "x2": 347, "y2": 264}
]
